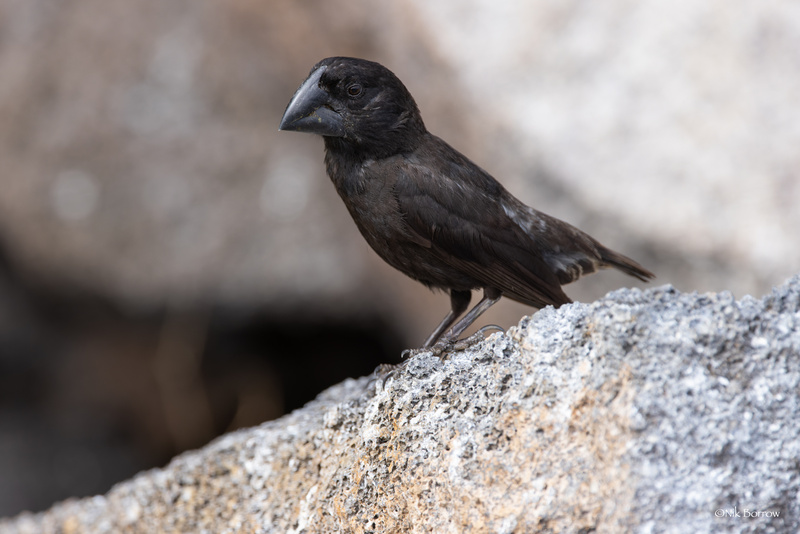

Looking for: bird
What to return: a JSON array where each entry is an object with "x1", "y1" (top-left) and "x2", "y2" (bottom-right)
[{"x1": 279, "y1": 57, "x2": 654, "y2": 350}]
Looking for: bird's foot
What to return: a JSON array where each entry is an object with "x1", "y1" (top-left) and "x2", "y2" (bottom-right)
[
  {"x1": 373, "y1": 341, "x2": 444, "y2": 383},
  {"x1": 428, "y1": 337, "x2": 470, "y2": 360},
  {"x1": 433, "y1": 325, "x2": 505, "y2": 360},
  {"x1": 430, "y1": 340, "x2": 454, "y2": 359},
  {"x1": 397, "y1": 342, "x2": 454, "y2": 361},
  {"x1": 395, "y1": 324, "x2": 507, "y2": 366}
]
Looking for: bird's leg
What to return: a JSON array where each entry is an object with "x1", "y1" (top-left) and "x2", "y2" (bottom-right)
[
  {"x1": 421, "y1": 289, "x2": 471, "y2": 348},
  {"x1": 439, "y1": 287, "x2": 502, "y2": 345}
]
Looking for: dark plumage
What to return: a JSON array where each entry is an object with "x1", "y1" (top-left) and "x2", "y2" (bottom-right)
[{"x1": 279, "y1": 57, "x2": 654, "y2": 348}]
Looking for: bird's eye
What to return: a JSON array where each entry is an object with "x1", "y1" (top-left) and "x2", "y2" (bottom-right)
[{"x1": 346, "y1": 83, "x2": 363, "y2": 97}]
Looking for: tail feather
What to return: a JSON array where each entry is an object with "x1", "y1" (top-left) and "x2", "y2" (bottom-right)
[{"x1": 599, "y1": 246, "x2": 655, "y2": 282}]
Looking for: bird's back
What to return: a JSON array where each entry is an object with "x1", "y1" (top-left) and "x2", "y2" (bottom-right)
[{"x1": 326, "y1": 133, "x2": 652, "y2": 309}]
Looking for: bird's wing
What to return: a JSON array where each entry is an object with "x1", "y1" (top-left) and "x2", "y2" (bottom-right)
[{"x1": 392, "y1": 138, "x2": 572, "y2": 308}]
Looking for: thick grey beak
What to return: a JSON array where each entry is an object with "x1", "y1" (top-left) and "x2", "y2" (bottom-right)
[{"x1": 279, "y1": 66, "x2": 345, "y2": 137}]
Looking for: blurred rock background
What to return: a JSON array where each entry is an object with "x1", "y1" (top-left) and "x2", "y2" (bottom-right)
[{"x1": 0, "y1": 0, "x2": 797, "y2": 518}]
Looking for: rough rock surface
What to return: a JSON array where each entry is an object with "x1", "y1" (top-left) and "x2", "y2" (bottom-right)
[{"x1": 3, "y1": 276, "x2": 799, "y2": 534}]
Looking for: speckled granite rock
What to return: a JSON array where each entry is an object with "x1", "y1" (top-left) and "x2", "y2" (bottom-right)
[{"x1": 3, "y1": 276, "x2": 799, "y2": 534}]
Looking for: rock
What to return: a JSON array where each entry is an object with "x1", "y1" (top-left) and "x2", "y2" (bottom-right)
[{"x1": 3, "y1": 275, "x2": 798, "y2": 534}]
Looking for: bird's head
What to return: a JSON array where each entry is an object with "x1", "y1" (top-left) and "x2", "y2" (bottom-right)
[{"x1": 279, "y1": 57, "x2": 426, "y2": 158}]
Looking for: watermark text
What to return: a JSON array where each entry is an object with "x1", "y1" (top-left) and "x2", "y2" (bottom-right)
[{"x1": 715, "y1": 507, "x2": 781, "y2": 519}]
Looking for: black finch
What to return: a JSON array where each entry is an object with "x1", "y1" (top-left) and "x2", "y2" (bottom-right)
[{"x1": 280, "y1": 57, "x2": 654, "y2": 349}]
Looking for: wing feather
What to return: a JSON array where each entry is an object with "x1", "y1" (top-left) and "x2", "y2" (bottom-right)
[{"x1": 393, "y1": 137, "x2": 571, "y2": 308}]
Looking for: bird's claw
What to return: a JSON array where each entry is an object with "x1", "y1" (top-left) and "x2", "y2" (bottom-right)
[
  {"x1": 476, "y1": 324, "x2": 505, "y2": 337},
  {"x1": 451, "y1": 331, "x2": 487, "y2": 351},
  {"x1": 371, "y1": 361, "x2": 405, "y2": 390},
  {"x1": 391, "y1": 325, "x2": 507, "y2": 373},
  {"x1": 400, "y1": 348, "x2": 421, "y2": 359},
  {"x1": 433, "y1": 325, "x2": 504, "y2": 359},
  {"x1": 431, "y1": 340, "x2": 453, "y2": 360}
]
